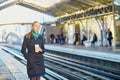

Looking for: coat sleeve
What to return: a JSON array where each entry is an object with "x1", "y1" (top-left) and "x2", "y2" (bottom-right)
[{"x1": 21, "y1": 35, "x2": 28, "y2": 59}]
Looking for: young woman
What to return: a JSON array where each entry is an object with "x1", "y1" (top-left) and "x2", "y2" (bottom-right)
[{"x1": 21, "y1": 21, "x2": 45, "y2": 80}]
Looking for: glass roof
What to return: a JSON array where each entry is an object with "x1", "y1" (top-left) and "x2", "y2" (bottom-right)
[
  {"x1": 24, "y1": 0, "x2": 62, "y2": 8},
  {"x1": 0, "y1": 0, "x2": 15, "y2": 6},
  {"x1": 0, "y1": 0, "x2": 7, "y2": 4},
  {"x1": 0, "y1": 5, "x2": 57, "y2": 24},
  {"x1": 114, "y1": 0, "x2": 120, "y2": 5}
]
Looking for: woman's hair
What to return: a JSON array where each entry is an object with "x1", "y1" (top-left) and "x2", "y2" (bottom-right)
[{"x1": 26, "y1": 21, "x2": 39, "y2": 39}]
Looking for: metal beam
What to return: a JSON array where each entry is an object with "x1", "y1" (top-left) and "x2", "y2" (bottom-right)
[{"x1": 58, "y1": 5, "x2": 113, "y2": 23}]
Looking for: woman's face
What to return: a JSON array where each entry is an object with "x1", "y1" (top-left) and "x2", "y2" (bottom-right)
[{"x1": 32, "y1": 22, "x2": 40, "y2": 32}]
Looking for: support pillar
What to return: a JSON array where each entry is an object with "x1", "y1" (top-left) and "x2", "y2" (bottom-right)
[{"x1": 114, "y1": 0, "x2": 120, "y2": 49}]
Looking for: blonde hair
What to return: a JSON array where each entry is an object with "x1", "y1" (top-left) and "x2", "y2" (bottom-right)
[{"x1": 26, "y1": 21, "x2": 39, "y2": 39}]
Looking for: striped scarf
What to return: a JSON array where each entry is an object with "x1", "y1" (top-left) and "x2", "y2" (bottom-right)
[{"x1": 31, "y1": 30, "x2": 39, "y2": 40}]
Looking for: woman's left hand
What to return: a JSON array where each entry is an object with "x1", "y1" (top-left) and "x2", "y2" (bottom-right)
[{"x1": 35, "y1": 46, "x2": 43, "y2": 53}]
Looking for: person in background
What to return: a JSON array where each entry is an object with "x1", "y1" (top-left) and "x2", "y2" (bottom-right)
[
  {"x1": 74, "y1": 32, "x2": 79, "y2": 45},
  {"x1": 60, "y1": 32, "x2": 65, "y2": 44},
  {"x1": 106, "y1": 28, "x2": 113, "y2": 46},
  {"x1": 56, "y1": 33, "x2": 60, "y2": 44},
  {"x1": 64, "y1": 32, "x2": 68, "y2": 44},
  {"x1": 91, "y1": 33, "x2": 97, "y2": 47},
  {"x1": 50, "y1": 33, "x2": 55, "y2": 44},
  {"x1": 21, "y1": 21, "x2": 45, "y2": 80},
  {"x1": 81, "y1": 34, "x2": 87, "y2": 46}
]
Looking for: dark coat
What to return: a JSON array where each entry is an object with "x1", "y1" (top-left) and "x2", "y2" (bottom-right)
[
  {"x1": 21, "y1": 34, "x2": 45, "y2": 78},
  {"x1": 107, "y1": 31, "x2": 113, "y2": 40},
  {"x1": 81, "y1": 35, "x2": 87, "y2": 45},
  {"x1": 91, "y1": 33, "x2": 97, "y2": 43}
]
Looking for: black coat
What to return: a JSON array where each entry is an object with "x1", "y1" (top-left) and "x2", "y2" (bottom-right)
[
  {"x1": 107, "y1": 31, "x2": 113, "y2": 40},
  {"x1": 21, "y1": 34, "x2": 45, "y2": 78},
  {"x1": 91, "y1": 34, "x2": 97, "y2": 43}
]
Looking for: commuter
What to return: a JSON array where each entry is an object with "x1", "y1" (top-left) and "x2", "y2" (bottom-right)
[
  {"x1": 62, "y1": 32, "x2": 66, "y2": 44},
  {"x1": 106, "y1": 28, "x2": 113, "y2": 46},
  {"x1": 60, "y1": 32, "x2": 65, "y2": 44},
  {"x1": 74, "y1": 32, "x2": 79, "y2": 45},
  {"x1": 56, "y1": 33, "x2": 60, "y2": 43},
  {"x1": 50, "y1": 33, "x2": 55, "y2": 44},
  {"x1": 91, "y1": 33, "x2": 97, "y2": 47},
  {"x1": 81, "y1": 34, "x2": 87, "y2": 45},
  {"x1": 53, "y1": 36, "x2": 56, "y2": 44},
  {"x1": 21, "y1": 21, "x2": 45, "y2": 80},
  {"x1": 64, "y1": 32, "x2": 68, "y2": 44}
]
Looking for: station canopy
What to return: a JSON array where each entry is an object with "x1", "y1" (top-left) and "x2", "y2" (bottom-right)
[
  {"x1": 18, "y1": 0, "x2": 112, "y2": 16},
  {"x1": 0, "y1": 0, "x2": 112, "y2": 25}
]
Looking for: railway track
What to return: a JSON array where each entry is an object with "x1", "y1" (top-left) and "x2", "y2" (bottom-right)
[
  {"x1": 45, "y1": 53, "x2": 120, "y2": 80},
  {"x1": 1, "y1": 45, "x2": 120, "y2": 80}
]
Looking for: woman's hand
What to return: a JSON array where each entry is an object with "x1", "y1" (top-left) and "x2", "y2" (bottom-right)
[
  {"x1": 38, "y1": 47, "x2": 43, "y2": 52},
  {"x1": 35, "y1": 45, "x2": 42, "y2": 53}
]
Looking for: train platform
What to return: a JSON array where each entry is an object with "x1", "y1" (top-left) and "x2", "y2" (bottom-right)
[
  {"x1": 0, "y1": 47, "x2": 45, "y2": 80},
  {"x1": 45, "y1": 44, "x2": 120, "y2": 63},
  {"x1": 0, "y1": 47, "x2": 28, "y2": 80},
  {"x1": 0, "y1": 43, "x2": 120, "y2": 79}
]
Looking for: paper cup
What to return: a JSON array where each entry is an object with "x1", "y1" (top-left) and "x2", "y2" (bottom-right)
[{"x1": 35, "y1": 44, "x2": 39, "y2": 52}]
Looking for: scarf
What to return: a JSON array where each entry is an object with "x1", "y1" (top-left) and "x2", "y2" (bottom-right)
[{"x1": 31, "y1": 30, "x2": 39, "y2": 40}]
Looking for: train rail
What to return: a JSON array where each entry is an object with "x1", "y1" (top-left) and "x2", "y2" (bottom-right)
[{"x1": 1, "y1": 45, "x2": 120, "y2": 80}]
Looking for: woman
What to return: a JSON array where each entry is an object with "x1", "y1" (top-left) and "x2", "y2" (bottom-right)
[{"x1": 21, "y1": 21, "x2": 45, "y2": 80}]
